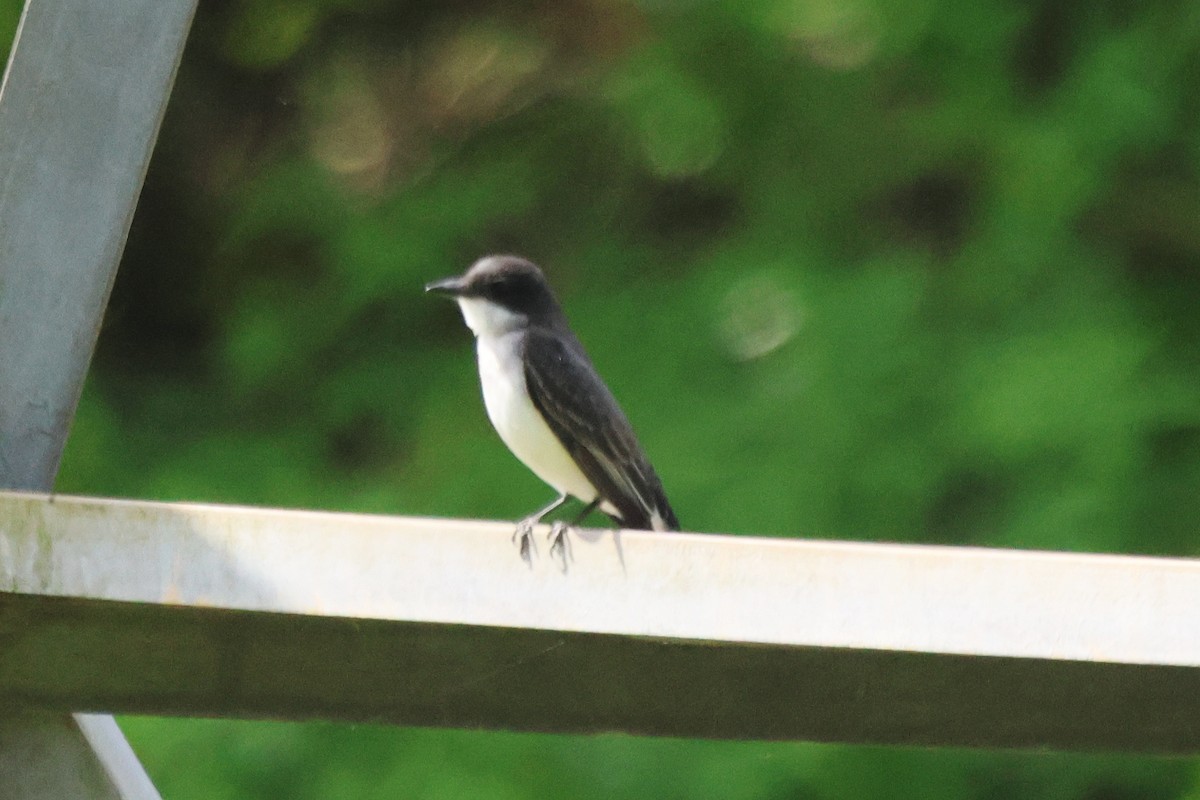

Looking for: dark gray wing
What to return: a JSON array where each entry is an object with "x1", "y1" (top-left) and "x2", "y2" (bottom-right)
[{"x1": 522, "y1": 327, "x2": 679, "y2": 531}]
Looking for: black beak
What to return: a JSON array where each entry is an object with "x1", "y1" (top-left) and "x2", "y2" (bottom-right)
[{"x1": 424, "y1": 276, "x2": 467, "y2": 296}]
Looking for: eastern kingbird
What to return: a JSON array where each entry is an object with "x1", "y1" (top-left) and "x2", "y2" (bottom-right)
[{"x1": 426, "y1": 255, "x2": 679, "y2": 555}]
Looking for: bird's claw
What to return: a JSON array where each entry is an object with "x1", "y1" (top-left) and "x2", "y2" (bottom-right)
[
  {"x1": 511, "y1": 514, "x2": 572, "y2": 566},
  {"x1": 547, "y1": 520, "x2": 572, "y2": 564},
  {"x1": 513, "y1": 517, "x2": 537, "y2": 561}
]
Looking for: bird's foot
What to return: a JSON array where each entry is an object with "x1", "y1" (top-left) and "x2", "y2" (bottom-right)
[
  {"x1": 547, "y1": 520, "x2": 573, "y2": 566},
  {"x1": 513, "y1": 516, "x2": 537, "y2": 562}
]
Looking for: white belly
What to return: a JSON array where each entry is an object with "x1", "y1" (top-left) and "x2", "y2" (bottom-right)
[{"x1": 476, "y1": 332, "x2": 602, "y2": 505}]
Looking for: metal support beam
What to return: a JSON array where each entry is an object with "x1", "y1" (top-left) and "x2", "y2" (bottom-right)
[
  {"x1": 2, "y1": 491, "x2": 1199, "y2": 754},
  {"x1": 0, "y1": 0, "x2": 197, "y2": 796},
  {"x1": 0, "y1": 715, "x2": 160, "y2": 800},
  {"x1": 0, "y1": 0, "x2": 196, "y2": 490}
]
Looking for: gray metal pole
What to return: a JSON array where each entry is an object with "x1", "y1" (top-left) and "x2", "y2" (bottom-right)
[{"x1": 0, "y1": 0, "x2": 197, "y2": 796}]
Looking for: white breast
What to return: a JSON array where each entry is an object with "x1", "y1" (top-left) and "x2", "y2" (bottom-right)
[{"x1": 458, "y1": 297, "x2": 604, "y2": 507}]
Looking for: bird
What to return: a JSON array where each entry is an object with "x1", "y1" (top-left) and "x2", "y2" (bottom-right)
[{"x1": 426, "y1": 254, "x2": 679, "y2": 557}]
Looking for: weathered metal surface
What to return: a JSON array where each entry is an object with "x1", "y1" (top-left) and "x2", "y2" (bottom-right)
[{"x1": 2, "y1": 491, "x2": 1198, "y2": 753}]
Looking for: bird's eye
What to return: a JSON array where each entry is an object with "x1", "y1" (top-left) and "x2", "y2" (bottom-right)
[{"x1": 483, "y1": 275, "x2": 517, "y2": 304}]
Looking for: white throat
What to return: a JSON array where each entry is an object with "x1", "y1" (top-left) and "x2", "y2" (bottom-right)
[{"x1": 455, "y1": 296, "x2": 525, "y2": 339}]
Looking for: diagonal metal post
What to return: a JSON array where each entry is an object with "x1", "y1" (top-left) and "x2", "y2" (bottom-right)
[{"x1": 0, "y1": 0, "x2": 197, "y2": 796}]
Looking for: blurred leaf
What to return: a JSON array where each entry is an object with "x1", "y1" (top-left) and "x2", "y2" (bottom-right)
[{"x1": 222, "y1": 0, "x2": 322, "y2": 70}]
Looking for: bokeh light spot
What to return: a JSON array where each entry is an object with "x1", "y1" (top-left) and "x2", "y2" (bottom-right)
[{"x1": 718, "y1": 272, "x2": 803, "y2": 361}]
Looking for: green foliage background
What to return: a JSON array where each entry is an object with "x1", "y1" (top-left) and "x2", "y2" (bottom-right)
[{"x1": 4, "y1": 0, "x2": 1200, "y2": 795}]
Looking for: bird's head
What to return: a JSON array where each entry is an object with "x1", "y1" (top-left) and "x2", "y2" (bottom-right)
[{"x1": 426, "y1": 255, "x2": 561, "y2": 337}]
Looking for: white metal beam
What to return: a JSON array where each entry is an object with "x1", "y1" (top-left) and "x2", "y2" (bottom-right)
[{"x1": 2, "y1": 491, "x2": 1198, "y2": 753}]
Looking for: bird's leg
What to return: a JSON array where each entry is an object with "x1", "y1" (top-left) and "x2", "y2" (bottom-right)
[
  {"x1": 548, "y1": 497, "x2": 601, "y2": 561},
  {"x1": 514, "y1": 493, "x2": 570, "y2": 558},
  {"x1": 570, "y1": 497, "x2": 602, "y2": 526}
]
